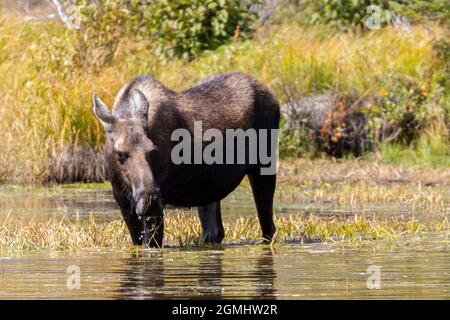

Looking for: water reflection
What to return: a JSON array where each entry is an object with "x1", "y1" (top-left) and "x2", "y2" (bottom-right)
[
  {"x1": 196, "y1": 250, "x2": 224, "y2": 298},
  {"x1": 114, "y1": 248, "x2": 277, "y2": 299},
  {"x1": 116, "y1": 252, "x2": 165, "y2": 299},
  {"x1": 252, "y1": 248, "x2": 276, "y2": 299},
  {"x1": 0, "y1": 187, "x2": 119, "y2": 221}
]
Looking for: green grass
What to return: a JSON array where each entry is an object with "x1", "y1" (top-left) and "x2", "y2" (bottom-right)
[
  {"x1": 380, "y1": 132, "x2": 450, "y2": 167},
  {"x1": 1, "y1": 212, "x2": 449, "y2": 250}
]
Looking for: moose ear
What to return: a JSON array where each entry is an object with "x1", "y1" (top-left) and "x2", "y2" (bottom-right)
[
  {"x1": 130, "y1": 89, "x2": 149, "y2": 123},
  {"x1": 93, "y1": 94, "x2": 115, "y2": 127}
]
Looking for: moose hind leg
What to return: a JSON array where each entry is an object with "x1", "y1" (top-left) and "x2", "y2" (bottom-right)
[
  {"x1": 198, "y1": 202, "x2": 225, "y2": 244},
  {"x1": 248, "y1": 173, "x2": 276, "y2": 243}
]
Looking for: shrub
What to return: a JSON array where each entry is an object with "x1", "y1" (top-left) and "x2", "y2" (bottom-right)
[
  {"x1": 66, "y1": 0, "x2": 259, "y2": 65},
  {"x1": 277, "y1": 0, "x2": 450, "y2": 31},
  {"x1": 145, "y1": 0, "x2": 259, "y2": 60},
  {"x1": 432, "y1": 39, "x2": 450, "y2": 90},
  {"x1": 390, "y1": 0, "x2": 450, "y2": 27},
  {"x1": 69, "y1": 0, "x2": 145, "y2": 69},
  {"x1": 300, "y1": 0, "x2": 392, "y2": 31}
]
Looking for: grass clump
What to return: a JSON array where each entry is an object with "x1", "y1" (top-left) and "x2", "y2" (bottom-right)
[
  {"x1": 379, "y1": 121, "x2": 450, "y2": 167},
  {"x1": 1, "y1": 211, "x2": 449, "y2": 250}
]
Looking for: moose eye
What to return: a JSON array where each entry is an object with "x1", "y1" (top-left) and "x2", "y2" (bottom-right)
[{"x1": 115, "y1": 151, "x2": 129, "y2": 164}]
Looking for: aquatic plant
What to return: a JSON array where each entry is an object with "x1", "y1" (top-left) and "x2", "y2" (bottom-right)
[{"x1": 1, "y1": 211, "x2": 449, "y2": 250}]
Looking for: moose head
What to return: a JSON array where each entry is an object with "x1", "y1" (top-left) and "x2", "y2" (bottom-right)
[{"x1": 93, "y1": 89, "x2": 162, "y2": 217}]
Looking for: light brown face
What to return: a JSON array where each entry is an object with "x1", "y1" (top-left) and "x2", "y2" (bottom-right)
[
  {"x1": 93, "y1": 90, "x2": 160, "y2": 216},
  {"x1": 109, "y1": 118, "x2": 155, "y2": 166}
]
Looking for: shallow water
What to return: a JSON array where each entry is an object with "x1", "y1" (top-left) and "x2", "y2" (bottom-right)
[
  {"x1": 1, "y1": 237, "x2": 450, "y2": 299},
  {"x1": 0, "y1": 183, "x2": 422, "y2": 221},
  {"x1": 0, "y1": 184, "x2": 449, "y2": 299}
]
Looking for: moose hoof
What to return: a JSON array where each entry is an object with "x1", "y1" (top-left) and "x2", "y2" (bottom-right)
[{"x1": 200, "y1": 230, "x2": 224, "y2": 244}]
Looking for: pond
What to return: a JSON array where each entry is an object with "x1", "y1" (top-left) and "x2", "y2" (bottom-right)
[
  {"x1": 0, "y1": 183, "x2": 449, "y2": 299},
  {"x1": 1, "y1": 238, "x2": 450, "y2": 299}
]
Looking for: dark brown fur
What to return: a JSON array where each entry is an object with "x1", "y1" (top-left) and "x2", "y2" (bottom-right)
[{"x1": 93, "y1": 72, "x2": 280, "y2": 247}]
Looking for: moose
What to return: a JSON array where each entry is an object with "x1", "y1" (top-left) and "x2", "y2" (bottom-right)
[{"x1": 93, "y1": 72, "x2": 280, "y2": 247}]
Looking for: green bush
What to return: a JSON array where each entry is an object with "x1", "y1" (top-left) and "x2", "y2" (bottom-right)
[
  {"x1": 432, "y1": 39, "x2": 450, "y2": 90},
  {"x1": 70, "y1": 0, "x2": 258, "y2": 64},
  {"x1": 74, "y1": 0, "x2": 145, "y2": 68},
  {"x1": 431, "y1": 39, "x2": 450, "y2": 131},
  {"x1": 145, "y1": 0, "x2": 259, "y2": 60},
  {"x1": 280, "y1": 0, "x2": 450, "y2": 30},
  {"x1": 391, "y1": 0, "x2": 450, "y2": 27},
  {"x1": 301, "y1": 0, "x2": 392, "y2": 31}
]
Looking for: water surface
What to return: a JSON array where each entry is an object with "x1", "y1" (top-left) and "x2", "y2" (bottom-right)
[
  {"x1": 1, "y1": 237, "x2": 449, "y2": 299},
  {"x1": 0, "y1": 183, "x2": 427, "y2": 221},
  {"x1": 0, "y1": 184, "x2": 449, "y2": 299}
]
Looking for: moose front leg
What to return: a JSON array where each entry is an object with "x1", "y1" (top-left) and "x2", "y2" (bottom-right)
[
  {"x1": 143, "y1": 214, "x2": 164, "y2": 248},
  {"x1": 141, "y1": 198, "x2": 165, "y2": 248},
  {"x1": 119, "y1": 204, "x2": 163, "y2": 247},
  {"x1": 119, "y1": 207, "x2": 145, "y2": 246}
]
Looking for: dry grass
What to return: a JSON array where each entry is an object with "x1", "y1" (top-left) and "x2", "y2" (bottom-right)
[
  {"x1": 45, "y1": 145, "x2": 105, "y2": 183},
  {"x1": 1, "y1": 211, "x2": 449, "y2": 250},
  {"x1": 278, "y1": 158, "x2": 450, "y2": 186},
  {"x1": 275, "y1": 185, "x2": 447, "y2": 215},
  {"x1": 274, "y1": 159, "x2": 450, "y2": 216}
]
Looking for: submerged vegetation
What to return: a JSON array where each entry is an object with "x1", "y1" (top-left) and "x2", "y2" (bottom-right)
[
  {"x1": 0, "y1": 1, "x2": 448, "y2": 183},
  {"x1": 1, "y1": 211, "x2": 449, "y2": 250}
]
